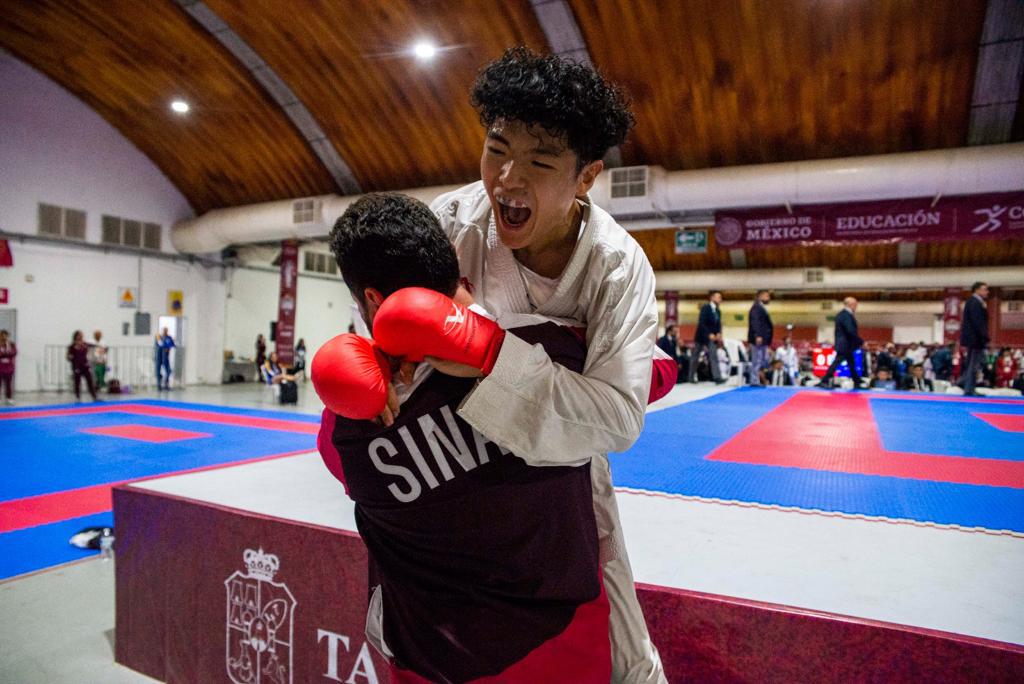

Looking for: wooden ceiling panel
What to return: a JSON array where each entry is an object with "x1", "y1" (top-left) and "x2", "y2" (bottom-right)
[
  {"x1": 0, "y1": 1, "x2": 337, "y2": 214},
  {"x1": 915, "y1": 239, "x2": 1024, "y2": 268},
  {"x1": 630, "y1": 228, "x2": 733, "y2": 271},
  {"x1": 206, "y1": 0, "x2": 549, "y2": 192},
  {"x1": 635, "y1": 229, "x2": 1024, "y2": 271},
  {"x1": 570, "y1": 0, "x2": 986, "y2": 170}
]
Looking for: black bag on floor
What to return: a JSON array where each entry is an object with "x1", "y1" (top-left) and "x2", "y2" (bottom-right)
[
  {"x1": 107, "y1": 379, "x2": 122, "y2": 394},
  {"x1": 279, "y1": 381, "x2": 298, "y2": 404}
]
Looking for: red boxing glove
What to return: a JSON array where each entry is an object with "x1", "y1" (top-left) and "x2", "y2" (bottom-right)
[
  {"x1": 373, "y1": 288, "x2": 506, "y2": 375},
  {"x1": 311, "y1": 334, "x2": 391, "y2": 420}
]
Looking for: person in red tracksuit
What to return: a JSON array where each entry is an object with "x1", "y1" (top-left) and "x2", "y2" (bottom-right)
[{"x1": 315, "y1": 194, "x2": 610, "y2": 683}]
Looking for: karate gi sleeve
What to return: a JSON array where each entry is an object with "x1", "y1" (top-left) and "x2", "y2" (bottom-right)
[{"x1": 457, "y1": 256, "x2": 658, "y2": 467}]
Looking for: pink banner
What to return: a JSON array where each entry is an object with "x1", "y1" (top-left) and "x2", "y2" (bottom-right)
[
  {"x1": 943, "y1": 287, "x2": 963, "y2": 345},
  {"x1": 275, "y1": 241, "x2": 298, "y2": 365},
  {"x1": 715, "y1": 191, "x2": 1024, "y2": 249},
  {"x1": 664, "y1": 291, "x2": 679, "y2": 328}
]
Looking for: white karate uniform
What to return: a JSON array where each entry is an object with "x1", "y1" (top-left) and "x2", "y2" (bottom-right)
[{"x1": 432, "y1": 181, "x2": 666, "y2": 684}]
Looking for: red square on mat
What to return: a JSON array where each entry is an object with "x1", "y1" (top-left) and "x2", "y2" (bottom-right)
[
  {"x1": 973, "y1": 413, "x2": 1024, "y2": 433},
  {"x1": 81, "y1": 424, "x2": 212, "y2": 443}
]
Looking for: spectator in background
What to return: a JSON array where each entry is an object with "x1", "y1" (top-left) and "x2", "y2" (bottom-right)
[
  {"x1": 761, "y1": 359, "x2": 793, "y2": 386},
  {"x1": 255, "y1": 333, "x2": 267, "y2": 382},
  {"x1": 0, "y1": 329, "x2": 15, "y2": 405},
  {"x1": 157, "y1": 327, "x2": 175, "y2": 390},
  {"x1": 67, "y1": 330, "x2": 98, "y2": 401},
  {"x1": 657, "y1": 324, "x2": 683, "y2": 383},
  {"x1": 905, "y1": 342, "x2": 927, "y2": 365},
  {"x1": 876, "y1": 342, "x2": 900, "y2": 383},
  {"x1": 775, "y1": 336, "x2": 800, "y2": 383},
  {"x1": 91, "y1": 330, "x2": 107, "y2": 389},
  {"x1": 930, "y1": 343, "x2": 954, "y2": 381},
  {"x1": 995, "y1": 349, "x2": 1018, "y2": 388},
  {"x1": 690, "y1": 290, "x2": 724, "y2": 383},
  {"x1": 717, "y1": 344, "x2": 731, "y2": 381},
  {"x1": 263, "y1": 351, "x2": 298, "y2": 386},
  {"x1": 958, "y1": 282, "x2": 989, "y2": 396},
  {"x1": 870, "y1": 368, "x2": 897, "y2": 390},
  {"x1": 901, "y1": 364, "x2": 934, "y2": 392},
  {"x1": 747, "y1": 289, "x2": 773, "y2": 386},
  {"x1": 292, "y1": 338, "x2": 308, "y2": 382},
  {"x1": 821, "y1": 297, "x2": 864, "y2": 389}
]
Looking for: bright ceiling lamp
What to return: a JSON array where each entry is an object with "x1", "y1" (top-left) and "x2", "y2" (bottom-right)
[
  {"x1": 170, "y1": 99, "x2": 190, "y2": 114},
  {"x1": 412, "y1": 41, "x2": 437, "y2": 61}
]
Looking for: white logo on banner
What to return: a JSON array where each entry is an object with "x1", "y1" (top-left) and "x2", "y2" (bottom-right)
[
  {"x1": 972, "y1": 205, "x2": 1006, "y2": 233},
  {"x1": 226, "y1": 548, "x2": 296, "y2": 684}
]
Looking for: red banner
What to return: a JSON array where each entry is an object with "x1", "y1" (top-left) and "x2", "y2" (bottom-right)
[
  {"x1": 0, "y1": 239, "x2": 12, "y2": 267},
  {"x1": 715, "y1": 191, "x2": 1024, "y2": 249},
  {"x1": 275, "y1": 241, "x2": 299, "y2": 365},
  {"x1": 942, "y1": 287, "x2": 963, "y2": 345},
  {"x1": 664, "y1": 291, "x2": 679, "y2": 328},
  {"x1": 0, "y1": 288, "x2": 7, "y2": 305}
]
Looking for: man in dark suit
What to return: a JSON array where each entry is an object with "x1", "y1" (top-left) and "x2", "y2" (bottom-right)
[
  {"x1": 900, "y1": 364, "x2": 934, "y2": 392},
  {"x1": 761, "y1": 359, "x2": 793, "y2": 386},
  {"x1": 958, "y1": 281, "x2": 990, "y2": 396},
  {"x1": 657, "y1": 324, "x2": 683, "y2": 383},
  {"x1": 689, "y1": 290, "x2": 724, "y2": 383},
  {"x1": 821, "y1": 296, "x2": 864, "y2": 388},
  {"x1": 747, "y1": 289, "x2": 773, "y2": 385}
]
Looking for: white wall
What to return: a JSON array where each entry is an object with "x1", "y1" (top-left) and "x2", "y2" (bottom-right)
[
  {"x1": 1, "y1": 240, "x2": 225, "y2": 389},
  {"x1": 0, "y1": 53, "x2": 225, "y2": 390},
  {"x1": 224, "y1": 268, "x2": 354, "y2": 365}
]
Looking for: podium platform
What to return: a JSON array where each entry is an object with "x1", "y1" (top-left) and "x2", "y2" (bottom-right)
[{"x1": 113, "y1": 451, "x2": 1024, "y2": 683}]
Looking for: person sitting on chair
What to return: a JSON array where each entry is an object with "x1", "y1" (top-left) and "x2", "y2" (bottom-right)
[
  {"x1": 760, "y1": 359, "x2": 793, "y2": 386},
  {"x1": 869, "y1": 368, "x2": 897, "y2": 390},
  {"x1": 900, "y1": 363, "x2": 934, "y2": 392},
  {"x1": 263, "y1": 351, "x2": 297, "y2": 385}
]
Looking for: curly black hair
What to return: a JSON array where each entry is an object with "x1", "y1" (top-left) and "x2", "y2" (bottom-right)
[
  {"x1": 471, "y1": 46, "x2": 634, "y2": 168},
  {"x1": 329, "y1": 193, "x2": 459, "y2": 301}
]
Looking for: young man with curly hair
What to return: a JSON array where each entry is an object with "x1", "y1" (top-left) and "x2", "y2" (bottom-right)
[{"x1": 415, "y1": 47, "x2": 667, "y2": 683}]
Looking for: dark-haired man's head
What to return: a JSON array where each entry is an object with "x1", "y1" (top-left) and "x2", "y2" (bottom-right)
[
  {"x1": 665, "y1": 324, "x2": 676, "y2": 337},
  {"x1": 911, "y1": 364, "x2": 924, "y2": 378},
  {"x1": 971, "y1": 281, "x2": 989, "y2": 298},
  {"x1": 877, "y1": 368, "x2": 891, "y2": 380},
  {"x1": 472, "y1": 47, "x2": 634, "y2": 259},
  {"x1": 330, "y1": 193, "x2": 459, "y2": 326},
  {"x1": 709, "y1": 290, "x2": 723, "y2": 304},
  {"x1": 756, "y1": 289, "x2": 771, "y2": 304}
]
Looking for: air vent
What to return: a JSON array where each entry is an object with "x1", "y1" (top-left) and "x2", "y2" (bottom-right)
[
  {"x1": 101, "y1": 214, "x2": 162, "y2": 250},
  {"x1": 610, "y1": 166, "x2": 648, "y2": 199},
  {"x1": 1009, "y1": 301, "x2": 1022, "y2": 312},
  {"x1": 820, "y1": 301, "x2": 834, "y2": 311},
  {"x1": 804, "y1": 269, "x2": 825, "y2": 284},
  {"x1": 293, "y1": 199, "x2": 317, "y2": 224},
  {"x1": 38, "y1": 203, "x2": 86, "y2": 240},
  {"x1": 303, "y1": 251, "x2": 337, "y2": 275}
]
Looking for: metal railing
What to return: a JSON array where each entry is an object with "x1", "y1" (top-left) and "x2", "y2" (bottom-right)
[{"x1": 41, "y1": 345, "x2": 180, "y2": 392}]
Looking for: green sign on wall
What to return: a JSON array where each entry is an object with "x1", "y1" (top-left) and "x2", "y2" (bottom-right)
[{"x1": 674, "y1": 229, "x2": 708, "y2": 254}]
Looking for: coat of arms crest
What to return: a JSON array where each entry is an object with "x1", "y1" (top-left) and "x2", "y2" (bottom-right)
[{"x1": 225, "y1": 548, "x2": 297, "y2": 684}]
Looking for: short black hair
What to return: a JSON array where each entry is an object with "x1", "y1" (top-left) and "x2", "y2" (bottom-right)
[
  {"x1": 471, "y1": 47, "x2": 634, "y2": 168},
  {"x1": 709, "y1": 290, "x2": 723, "y2": 298},
  {"x1": 329, "y1": 193, "x2": 459, "y2": 301},
  {"x1": 971, "y1": 281, "x2": 987, "y2": 292},
  {"x1": 756, "y1": 289, "x2": 770, "y2": 297}
]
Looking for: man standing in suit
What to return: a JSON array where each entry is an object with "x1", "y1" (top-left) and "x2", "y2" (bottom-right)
[
  {"x1": 747, "y1": 289, "x2": 773, "y2": 385},
  {"x1": 821, "y1": 296, "x2": 864, "y2": 388},
  {"x1": 690, "y1": 290, "x2": 724, "y2": 383},
  {"x1": 958, "y1": 281, "x2": 990, "y2": 396}
]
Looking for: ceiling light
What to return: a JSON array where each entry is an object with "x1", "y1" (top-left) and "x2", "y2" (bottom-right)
[
  {"x1": 413, "y1": 42, "x2": 437, "y2": 61},
  {"x1": 170, "y1": 100, "x2": 190, "y2": 114}
]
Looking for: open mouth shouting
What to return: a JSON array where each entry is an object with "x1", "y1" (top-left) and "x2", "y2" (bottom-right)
[{"x1": 495, "y1": 195, "x2": 532, "y2": 232}]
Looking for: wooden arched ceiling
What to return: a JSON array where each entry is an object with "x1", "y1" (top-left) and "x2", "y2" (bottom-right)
[
  {"x1": 204, "y1": 0, "x2": 548, "y2": 192},
  {"x1": 570, "y1": 0, "x2": 988, "y2": 169},
  {"x1": 0, "y1": 0, "x2": 1006, "y2": 239},
  {"x1": 632, "y1": 229, "x2": 1024, "y2": 272},
  {"x1": 0, "y1": 0, "x2": 337, "y2": 214}
]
